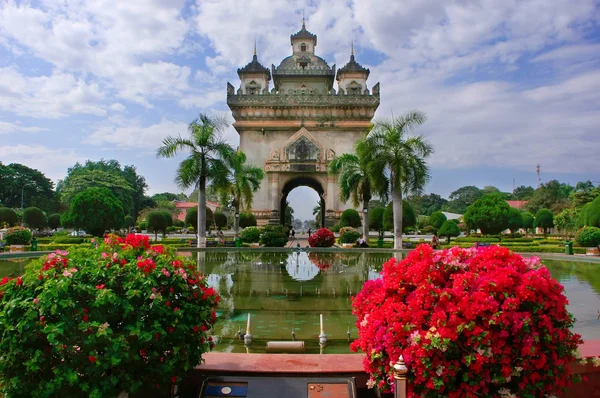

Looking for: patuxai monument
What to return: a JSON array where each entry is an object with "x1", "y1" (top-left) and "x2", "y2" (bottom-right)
[{"x1": 227, "y1": 20, "x2": 380, "y2": 226}]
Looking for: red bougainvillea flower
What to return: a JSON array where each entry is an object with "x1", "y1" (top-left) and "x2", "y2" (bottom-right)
[
  {"x1": 95, "y1": 284, "x2": 105, "y2": 289},
  {"x1": 308, "y1": 228, "x2": 336, "y2": 247},
  {"x1": 351, "y1": 244, "x2": 582, "y2": 397},
  {"x1": 88, "y1": 355, "x2": 97, "y2": 363},
  {"x1": 308, "y1": 252, "x2": 335, "y2": 270}
]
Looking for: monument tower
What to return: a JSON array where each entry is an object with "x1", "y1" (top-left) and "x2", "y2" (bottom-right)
[{"x1": 227, "y1": 20, "x2": 380, "y2": 226}]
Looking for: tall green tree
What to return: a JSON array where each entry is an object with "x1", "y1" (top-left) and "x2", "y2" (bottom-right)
[
  {"x1": 407, "y1": 193, "x2": 447, "y2": 216},
  {"x1": 0, "y1": 162, "x2": 56, "y2": 212},
  {"x1": 68, "y1": 187, "x2": 124, "y2": 237},
  {"x1": 157, "y1": 114, "x2": 234, "y2": 248},
  {"x1": 444, "y1": 186, "x2": 483, "y2": 214},
  {"x1": 526, "y1": 180, "x2": 573, "y2": 214},
  {"x1": 219, "y1": 151, "x2": 264, "y2": 240},
  {"x1": 513, "y1": 185, "x2": 534, "y2": 201},
  {"x1": 534, "y1": 209, "x2": 554, "y2": 236},
  {"x1": 463, "y1": 194, "x2": 510, "y2": 234},
  {"x1": 328, "y1": 153, "x2": 374, "y2": 240},
  {"x1": 358, "y1": 111, "x2": 433, "y2": 249}
]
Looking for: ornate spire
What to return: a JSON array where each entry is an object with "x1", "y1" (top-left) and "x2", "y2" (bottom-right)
[
  {"x1": 238, "y1": 45, "x2": 271, "y2": 79},
  {"x1": 290, "y1": 16, "x2": 317, "y2": 46},
  {"x1": 337, "y1": 45, "x2": 370, "y2": 78},
  {"x1": 351, "y1": 40, "x2": 354, "y2": 56},
  {"x1": 254, "y1": 38, "x2": 257, "y2": 56}
]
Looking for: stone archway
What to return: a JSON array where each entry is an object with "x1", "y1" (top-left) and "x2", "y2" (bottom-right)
[{"x1": 280, "y1": 176, "x2": 326, "y2": 227}]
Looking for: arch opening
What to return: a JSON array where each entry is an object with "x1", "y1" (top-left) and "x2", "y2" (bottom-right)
[{"x1": 280, "y1": 176, "x2": 325, "y2": 228}]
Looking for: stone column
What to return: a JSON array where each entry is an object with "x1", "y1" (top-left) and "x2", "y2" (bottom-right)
[{"x1": 269, "y1": 173, "x2": 280, "y2": 224}]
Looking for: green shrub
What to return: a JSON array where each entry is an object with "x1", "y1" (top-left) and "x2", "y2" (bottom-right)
[
  {"x1": 383, "y1": 201, "x2": 417, "y2": 231},
  {"x1": 428, "y1": 211, "x2": 447, "y2": 230},
  {"x1": 463, "y1": 194, "x2": 510, "y2": 234},
  {"x1": 260, "y1": 225, "x2": 287, "y2": 247},
  {"x1": 369, "y1": 207, "x2": 386, "y2": 237},
  {"x1": 0, "y1": 234, "x2": 219, "y2": 397},
  {"x1": 239, "y1": 212, "x2": 257, "y2": 228},
  {"x1": 507, "y1": 207, "x2": 523, "y2": 233},
  {"x1": 52, "y1": 237, "x2": 84, "y2": 244},
  {"x1": 47, "y1": 213, "x2": 61, "y2": 230},
  {"x1": 438, "y1": 220, "x2": 460, "y2": 243},
  {"x1": 454, "y1": 237, "x2": 500, "y2": 243},
  {"x1": 575, "y1": 226, "x2": 600, "y2": 247},
  {"x1": 124, "y1": 215, "x2": 135, "y2": 228},
  {"x1": 166, "y1": 226, "x2": 181, "y2": 234},
  {"x1": 23, "y1": 207, "x2": 47, "y2": 230},
  {"x1": 160, "y1": 211, "x2": 173, "y2": 228},
  {"x1": 173, "y1": 219, "x2": 184, "y2": 227},
  {"x1": 138, "y1": 221, "x2": 148, "y2": 230},
  {"x1": 521, "y1": 212, "x2": 534, "y2": 231},
  {"x1": 340, "y1": 209, "x2": 362, "y2": 228},
  {"x1": 69, "y1": 187, "x2": 124, "y2": 237},
  {"x1": 339, "y1": 227, "x2": 361, "y2": 244},
  {"x1": 4, "y1": 226, "x2": 32, "y2": 245},
  {"x1": 577, "y1": 197, "x2": 600, "y2": 228},
  {"x1": 0, "y1": 208, "x2": 18, "y2": 227},
  {"x1": 330, "y1": 223, "x2": 341, "y2": 233},
  {"x1": 534, "y1": 209, "x2": 554, "y2": 235},
  {"x1": 214, "y1": 212, "x2": 228, "y2": 229},
  {"x1": 185, "y1": 207, "x2": 213, "y2": 232},
  {"x1": 240, "y1": 226, "x2": 261, "y2": 243},
  {"x1": 146, "y1": 211, "x2": 168, "y2": 240}
]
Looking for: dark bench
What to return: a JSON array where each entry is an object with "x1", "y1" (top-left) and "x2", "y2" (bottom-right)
[
  {"x1": 205, "y1": 241, "x2": 217, "y2": 247},
  {"x1": 475, "y1": 242, "x2": 491, "y2": 247},
  {"x1": 402, "y1": 242, "x2": 413, "y2": 249},
  {"x1": 224, "y1": 240, "x2": 236, "y2": 247}
]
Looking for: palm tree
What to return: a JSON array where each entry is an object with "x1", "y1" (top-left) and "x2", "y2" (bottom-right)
[
  {"x1": 219, "y1": 150, "x2": 264, "y2": 240},
  {"x1": 157, "y1": 114, "x2": 234, "y2": 248},
  {"x1": 328, "y1": 153, "x2": 374, "y2": 240},
  {"x1": 358, "y1": 110, "x2": 433, "y2": 249},
  {"x1": 313, "y1": 205, "x2": 322, "y2": 228}
]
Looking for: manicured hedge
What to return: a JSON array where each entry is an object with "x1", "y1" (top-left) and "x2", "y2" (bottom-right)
[
  {"x1": 454, "y1": 237, "x2": 500, "y2": 243},
  {"x1": 440, "y1": 244, "x2": 585, "y2": 254}
]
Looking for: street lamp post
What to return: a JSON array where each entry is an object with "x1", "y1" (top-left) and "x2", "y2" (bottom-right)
[{"x1": 234, "y1": 211, "x2": 241, "y2": 248}]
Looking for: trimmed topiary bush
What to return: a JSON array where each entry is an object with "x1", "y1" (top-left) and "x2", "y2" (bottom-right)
[
  {"x1": 213, "y1": 212, "x2": 228, "y2": 229},
  {"x1": 4, "y1": 226, "x2": 32, "y2": 245},
  {"x1": 369, "y1": 207, "x2": 386, "y2": 238},
  {"x1": 534, "y1": 209, "x2": 554, "y2": 236},
  {"x1": 463, "y1": 193, "x2": 510, "y2": 234},
  {"x1": 575, "y1": 226, "x2": 600, "y2": 247},
  {"x1": 260, "y1": 225, "x2": 287, "y2": 247},
  {"x1": 383, "y1": 201, "x2": 417, "y2": 231},
  {"x1": 69, "y1": 187, "x2": 124, "y2": 237},
  {"x1": 577, "y1": 196, "x2": 600, "y2": 228},
  {"x1": 147, "y1": 211, "x2": 168, "y2": 241},
  {"x1": 428, "y1": 211, "x2": 447, "y2": 230},
  {"x1": 124, "y1": 215, "x2": 135, "y2": 228},
  {"x1": 47, "y1": 213, "x2": 61, "y2": 230},
  {"x1": 339, "y1": 227, "x2": 361, "y2": 244},
  {"x1": 0, "y1": 234, "x2": 220, "y2": 397},
  {"x1": 521, "y1": 211, "x2": 534, "y2": 232},
  {"x1": 23, "y1": 207, "x2": 47, "y2": 230},
  {"x1": 351, "y1": 244, "x2": 582, "y2": 396},
  {"x1": 340, "y1": 209, "x2": 362, "y2": 228},
  {"x1": 0, "y1": 208, "x2": 18, "y2": 227},
  {"x1": 185, "y1": 207, "x2": 213, "y2": 232},
  {"x1": 507, "y1": 207, "x2": 523, "y2": 233},
  {"x1": 239, "y1": 212, "x2": 257, "y2": 228},
  {"x1": 240, "y1": 226, "x2": 260, "y2": 244},
  {"x1": 438, "y1": 219, "x2": 460, "y2": 244},
  {"x1": 329, "y1": 223, "x2": 341, "y2": 233},
  {"x1": 308, "y1": 228, "x2": 336, "y2": 247}
]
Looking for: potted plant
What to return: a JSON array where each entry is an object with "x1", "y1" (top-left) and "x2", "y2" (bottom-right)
[
  {"x1": 339, "y1": 227, "x2": 360, "y2": 248},
  {"x1": 4, "y1": 226, "x2": 32, "y2": 252},
  {"x1": 352, "y1": 245, "x2": 582, "y2": 397},
  {"x1": 240, "y1": 226, "x2": 261, "y2": 247},
  {"x1": 308, "y1": 228, "x2": 336, "y2": 248},
  {"x1": 576, "y1": 226, "x2": 600, "y2": 256},
  {"x1": 0, "y1": 234, "x2": 220, "y2": 397}
]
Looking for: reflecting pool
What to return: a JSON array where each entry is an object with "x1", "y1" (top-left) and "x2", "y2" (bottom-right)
[{"x1": 1, "y1": 251, "x2": 599, "y2": 353}]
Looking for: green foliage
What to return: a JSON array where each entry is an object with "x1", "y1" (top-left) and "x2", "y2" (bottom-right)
[
  {"x1": 534, "y1": 209, "x2": 554, "y2": 235},
  {"x1": 138, "y1": 221, "x2": 147, "y2": 230},
  {"x1": 407, "y1": 193, "x2": 447, "y2": 216},
  {"x1": 428, "y1": 211, "x2": 447, "y2": 229},
  {"x1": 239, "y1": 212, "x2": 257, "y2": 228},
  {"x1": 124, "y1": 215, "x2": 135, "y2": 228},
  {"x1": 577, "y1": 196, "x2": 600, "y2": 228},
  {"x1": 60, "y1": 212, "x2": 75, "y2": 229},
  {"x1": 328, "y1": 152, "x2": 373, "y2": 210},
  {"x1": 23, "y1": 207, "x2": 47, "y2": 230},
  {"x1": 47, "y1": 213, "x2": 61, "y2": 230},
  {"x1": 444, "y1": 186, "x2": 483, "y2": 214},
  {"x1": 368, "y1": 207, "x2": 385, "y2": 233},
  {"x1": 52, "y1": 236, "x2": 85, "y2": 244},
  {"x1": 575, "y1": 226, "x2": 600, "y2": 247},
  {"x1": 340, "y1": 209, "x2": 362, "y2": 228},
  {"x1": 160, "y1": 211, "x2": 173, "y2": 228},
  {"x1": 213, "y1": 211, "x2": 228, "y2": 229},
  {"x1": 0, "y1": 162, "x2": 57, "y2": 212},
  {"x1": 4, "y1": 226, "x2": 32, "y2": 245},
  {"x1": 260, "y1": 225, "x2": 287, "y2": 247},
  {"x1": 554, "y1": 208, "x2": 578, "y2": 237},
  {"x1": 521, "y1": 212, "x2": 534, "y2": 231},
  {"x1": 438, "y1": 220, "x2": 461, "y2": 243},
  {"x1": 526, "y1": 180, "x2": 573, "y2": 214},
  {"x1": 463, "y1": 194, "x2": 510, "y2": 234},
  {"x1": 173, "y1": 219, "x2": 184, "y2": 228},
  {"x1": 330, "y1": 223, "x2": 341, "y2": 233},
  {"x1": 185, "y1": 207, "x2": 214, "y2": 232},
  {"x1": 383, "y1": 201, "x2": 417, "y2": 231},
  {"x1": 147, "y1": 211, "x2": 168, "y2": 240},
  {"x1": 513, "y1": 185, "x2": 535, "y2": 201},
  {"x1": 339, "y1": 227, "x2": 361, "y2": 244},
  {"x1": 0, "y1": 207, "x2": 18, "y2": 227},
  {"x1": 240, "y1": 226, "x2": 261, "y2": 243},
  {"x1": 0, "y1": 235, "x2": 219, "y2": 397},
  {"x1": 69, "y1": 187, "x2": 124, "y2": 237},
  {"x1": 507, "y1": 207, "x2": 523, "y2": 233},
  {"x1": 150, "y1": 192, "x2": 187, "y2": 202},
  {"x1": 219, "y1": 151, "x2": 265, "y2": 218}
]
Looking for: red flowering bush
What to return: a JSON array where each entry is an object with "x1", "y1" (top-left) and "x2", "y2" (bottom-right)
[
  {"x1": 308, "y1": 228, "x2": 336, "y2": 247},
  {"x1": 308, "y1": 252, "x2": 336, "y2": 270},
  {"x1": 0, "y1": 234, "x2": 219, "y2": 398},
  {"x1": 351, "y1": 244, "x2": 582, "y2": 397}
]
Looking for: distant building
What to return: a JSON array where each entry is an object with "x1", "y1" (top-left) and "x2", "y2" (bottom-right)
[
  {"x1": 442, "y1": 212, "x2": 462, "y2": 221},
  {"x1": 506, "y1": 200, "x2": 528, "y2": 210},
  {"x1": 174, "y1": 201, "x2": 221, "y2": 222}
]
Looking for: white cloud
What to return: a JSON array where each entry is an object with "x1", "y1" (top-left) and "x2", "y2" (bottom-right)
[
  {"x1": 84, "y1": 119, "x2": 189, "y2": 150},
  {"x1": 109, "y1": 103, "x2": 126, "y2": 112},
  {"x1": 0, "y1": 144, "x2": 85, "y2": 182},
  {"x1": 0, "y1": 67, "x2": 106, "y2": 118},
  {"x1": 531, "y1": 44, "x2": 600, "y2": 63},
  {"x1": 0, "y1": 121, "x2": 46, "y2": 134}
]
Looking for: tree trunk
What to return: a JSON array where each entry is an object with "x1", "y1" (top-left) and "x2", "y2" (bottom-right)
[
  {"x1": 234, "y1": 204, "x2": 240, "y2": 240},
  {"x1": 197, "y1": 177, "x2": 206, "y2": 248},
  {"x1": 392, "y1": 187, "x2": 403, "y2": 250},
  {"x1": 362, "y1": 204, "x2": 369, "y2": 242}
]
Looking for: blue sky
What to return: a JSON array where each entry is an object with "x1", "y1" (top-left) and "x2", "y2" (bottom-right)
[{"x1": 0, "y1": 0, "x2": 599, "y2": 220}]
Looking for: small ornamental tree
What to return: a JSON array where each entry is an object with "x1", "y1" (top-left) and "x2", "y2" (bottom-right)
[
  {"x1": 0, "y1": 208, "x2": 18, "y2": 227},
  {"x1": 185, "y1": 207, "x2": 214, "y2": 233},
  {"x1": 521, "y1": 211, "x2": 534, "y2": 233},
  {"x1": 428, "y1": 211, "x2": 447, "y2": 230},
  {"x1": 161, "y1": 211, "x2": 173, "y2": 228},
  {"x1": 260, "y1": 225, "x2": 287, "y2": 247},
  {"x1": 4, "y1": 226, "x2": 32, "y2": 245},
  {"x1": 340, "y1": 209, "x2": 362, "y2": 228},
  {"x1": 577, "y1": 196, "x2": 600, "y2": 228},
  {"x1": 438, "y1": 220, "x2": 460, "y2": 244},
  {"x1": 339, "y1": 227, "x2": 361, "y2": 244},
  {"x1": 0, "y1": 234, "x2": 220, "y2": 397},
  {"x1": 47, "y1": 213, "x2": 61, "y2": 230},
  {"x1": 369, "y1": 207, "x2": 386, "y2": 238},
  {"x1": 23, "y1": 207, "x2": 47, "y2": 230},
  {"x1": 239, "y1": 212, "x2": 257, "y2": 228},
  {"x1": 147, "y1": 211, "x2": 168, "y2": 241},
  {"x1": 213, "y1": 212, "x2": 228, "y2": 229},
  {"x1": 383, "y1": 201, "x2": 416, "y2": 232},
  {"x1": 69, "y1": 187, "x2": 124, "y2": 237},
  {"x1": 575, "y1": 226, "x2": 600, "y2": 247},
  {"x1": 463, "y1": 193, "x2": 510, "y2": 234},
  {"x1": 240, "y1": 226, "x2": 260, "y2": 244},
  {"x1": 308, "y1": 228, "x2": 336, "y2": 247},
  {"x1": 507, "y1": 207, "x2": 523, "y2": 233},
  {"x1": 534, "y1": 208, "x2": 554, "y2": 236},
  {"x1": 352, "y1": 245, "x2": 582, "y2": 396},
  {"x1": 124, "y1": 215, "x2": 135, "y2": 229}
]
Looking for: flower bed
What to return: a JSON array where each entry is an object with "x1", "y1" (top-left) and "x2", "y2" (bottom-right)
[
  {"x1": 308, "y1": 228, "x2": 336, "y2": 247},
  {"x1": 351, "y1": 244, "x2": 582, "y2": 397},
  {"x1": 0, "y1": 234, "x2": 219, "y2": 397}
]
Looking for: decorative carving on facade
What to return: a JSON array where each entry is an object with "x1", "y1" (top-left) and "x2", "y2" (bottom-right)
[
  {"x1": 286, "y1": 135, "x2": 320, "y2": 162},
  {"x1": 270, "y1": 149, "x2": 280, "y2": 161},
  {"x1": 326, "y1": 149, "x2": 335, "y2": 160}
]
